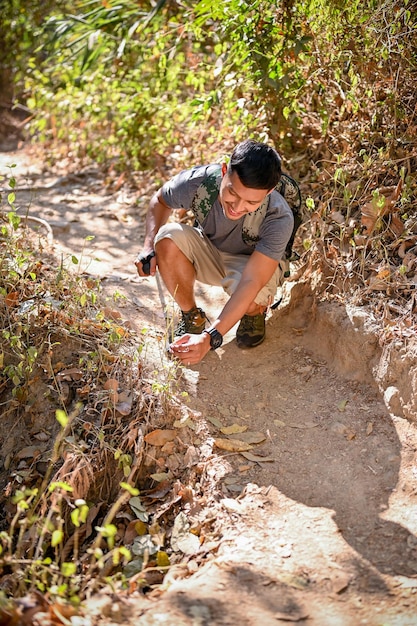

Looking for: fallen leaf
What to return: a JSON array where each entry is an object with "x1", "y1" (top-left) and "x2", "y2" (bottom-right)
[
  {"x1": 361, "y1": 180, "x2": 403, "y2": 235},
  {"x1": 367, "y1": 274, "x2": 390, "y2": 291},
  {"x1": 171, "y1": 512, "x2": 200, "y2": 555},
  {"x1": 129, "y1": 496, "x2": 149, "y2": 522},
  {"x1": 366, "y1": 421, "x2": 374, "y2": 435},
  {"x1": 337, "y1": 399, "x2": 348, "y2": 412},
  {"x1": 32, "y1": 431, "x2": 50, "y2": 441},
  {"x1": 102, "y1": 307, "x2": 122, "y2": 320},
  {"x1": 144, "y1": 429, "x2": 177, "y2": 446},
  {"x1": 16, "y1": 446, "x2": 43, "y2": 460},
  {"x1": 220, "y1": 423, "x2": 248, "y2": 435},
  {"x1": 275, "y1": 572, "x2": 310, "y2": 590},
  {"x1": 115, "y1": 401, "x2": 132, "y2": 416},
  {"x1": 5, "y1": 291, "x2": 19, "y2": 308},
  {"x1": 214, "y1": 438, "x2": 252, "y2": 452},
  {"x1": 103, "y1": 378, "x2": 119, "y2": 391},
  {"x1": 173, "y1": 417, "x2": 195, "y2": 429},
  {"x1": 240, "y1": 451, "x2": 276, "y2": 463},
  {"x1": 274, "y1": 419, "x2": 286, "y2": 427},
  {"x1": 56, "y1": 368, "x2": 83, "y2": 381},
  {"x1": 207, "y1": 416, "x2": 224, "y2": 428},
  {"x1": 286, "y1": 421, "x2": 319, "y2": 429},
  {"x1": 124, "y1": 520, "x2": 147, "y2": 544},
  {"x1": 230, "y1": 431, "x2": 266, "y2": 444},
  {"x1": 150, "y1": 472, "x2": 171, "y2": 482}
]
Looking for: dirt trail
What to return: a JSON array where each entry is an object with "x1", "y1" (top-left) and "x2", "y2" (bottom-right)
[{"x1": 2, "y1": 147, "x2": 417, "y2": 625}]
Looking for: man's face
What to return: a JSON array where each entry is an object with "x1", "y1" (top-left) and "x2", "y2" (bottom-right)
[{"x1": 219, "y1": 163, "x2": 272, "y2": 221}]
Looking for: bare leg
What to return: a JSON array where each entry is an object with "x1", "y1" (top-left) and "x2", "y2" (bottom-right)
[{"x1": 155, "y1": 237, "x2": 197, "y2": 312}]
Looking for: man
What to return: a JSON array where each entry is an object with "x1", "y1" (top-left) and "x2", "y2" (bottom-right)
[{"x1": 135, "y1": 139, "x2": 294, "y2": 365}]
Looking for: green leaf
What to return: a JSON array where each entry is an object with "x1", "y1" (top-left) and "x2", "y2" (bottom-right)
[
  {"x1": 120, "y1": 482, "x2": 140, "y2": 497},
  {"x1": 338, "y1": 399, "x2": 349, "y2": 412},
  {"x1": 61, "y1": 562, "x2": 77, "y2": 577},
  {"x1": 56, "y1": 409, "x2": 68, "y2": 427},
  {"x1": 49, "y1": 481, "x2": 73, "y2": 493},
  {"x1": 51, "y1": 529, "x2": 64, "y2": 547}
]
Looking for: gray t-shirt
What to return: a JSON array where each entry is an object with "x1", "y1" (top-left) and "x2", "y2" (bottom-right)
[{"x1": 161, "y1": 164, "x2": 294, "y2": 261}]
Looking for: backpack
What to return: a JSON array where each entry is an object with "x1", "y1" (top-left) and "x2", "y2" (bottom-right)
[{"x1": 190, "y1": 164, "x2": 302, "y2": 261}]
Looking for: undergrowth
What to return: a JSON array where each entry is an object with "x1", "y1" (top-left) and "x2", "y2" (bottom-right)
[{"x1": 0, "y1": 171, "x2": 206, "y2": 616}]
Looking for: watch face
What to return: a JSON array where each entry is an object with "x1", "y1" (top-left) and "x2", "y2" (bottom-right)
[{"x1": 208, "y1": 329, "x2": 223, "y2": 350}]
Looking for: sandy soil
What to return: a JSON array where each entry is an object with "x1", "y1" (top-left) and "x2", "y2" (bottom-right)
[{"x1": 1, "y1": 146, "x2": 417, "y2": 625}]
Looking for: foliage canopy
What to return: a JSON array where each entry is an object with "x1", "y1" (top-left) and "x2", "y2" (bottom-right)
[{"x1": 2, "y1": 0, "x2": 414, "y2": 172}]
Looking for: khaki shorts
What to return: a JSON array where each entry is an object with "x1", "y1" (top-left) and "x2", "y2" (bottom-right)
[{"x1": 154, "y1": 223, "x2": 283, "y2": 307}]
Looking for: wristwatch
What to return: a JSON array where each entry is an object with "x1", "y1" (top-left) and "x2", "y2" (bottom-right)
[{"x1": 203, "y1": 328, "x2": 223, "y2": 350}]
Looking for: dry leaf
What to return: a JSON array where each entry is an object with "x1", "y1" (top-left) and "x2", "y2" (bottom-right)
[
  {"x1": 144, "y1": 429, "x2": 177, "y2": 446},
  {"x1": 361, "y1": 179, "x2": 403, "y2": 235},
  {"x1": 337, "y1": 399, "x2": 348, "y2": 412},
  {"x1": 115, "y1": 401, "x2": 132, "y2": 416},
  {"x1": 103, "y1": 378, "x2": 119, "y2": 391},
  {"x1": 5, "y1": 291, "x2": 19, "y2": 308},
  {"x1": 56, "y1": 368, "x2": 83, "y2": 381},
  {"x1": 114, "y1": 391, "x2": 132, "y2": 414},
  {"x1": 173, "y1": 417, "x2": 195, "y2": 429},
  {"x1": 206, "y1": 416, "x2": 224, "y2": 428},
  {"x1": 124, "y1": 520, "x2": 147, "y2": 544},
  {"x1": 274, "y1": 419, "x2": 286, "y2": 427},
  {"x1": 230, "y1": 431, "x2": 266, "y2": 444},
  {"x1": 390, "y1": 214, "x2": 405, "y2": 238},
  {"x1": 33, "y1": 431, "x2": 50, "y2": 441},
  {"x1": 367, "y1": 275, "x2": 390, "y2": 291},
  {"x1": 102, "y1": 307, "x2": 122, "y2": 320},
  {"x1": 220, "y1": 423, "x2": 248, "y2": 435},
  {"x1": 286, "y1": 421, "x2": 319, "y2": 429},
  {"x1": 214, "y1": 438, "x2": 252, "y2": 452},
  {"x1": 150, "y1": 472, "x2": 171, "y2": 482},
  {"x1": 17, "y1": 446, "x2": 43, "y2": 460},
  {"x1": 366, "y1": 421, "x2": 374, "y2": 435}
]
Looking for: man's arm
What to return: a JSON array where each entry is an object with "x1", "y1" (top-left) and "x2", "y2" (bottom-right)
[
  {"x1": 213, "y1": 251, "x2": 278, "y2": 335},
  {"x1": 135, "y1": 191, "x2": 173, "y2": 277}
]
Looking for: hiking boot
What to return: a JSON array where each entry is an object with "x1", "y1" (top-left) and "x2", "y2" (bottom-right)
[
  {"x1": 173, "y1": 306, "x2": 207, "y2": 339},
  {"x1": 236, "y1": 312, "x2": 266, "y2": 348}
]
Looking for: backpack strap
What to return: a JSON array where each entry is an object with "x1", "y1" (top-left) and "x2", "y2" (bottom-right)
[
  {"x1": 277, "y1": 173, "x2": 302, "y2": 260},
  {"x1": 190, "y1": 164, "x2": 222, "y2": 223}
]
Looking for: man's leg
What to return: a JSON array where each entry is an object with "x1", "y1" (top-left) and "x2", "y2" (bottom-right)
[
  {"x1": 154, "y1": 223, "x2": 225, "y2": 337},
  {"x1": 155, "y1": 236, "x2": 197, "y2": 312}
]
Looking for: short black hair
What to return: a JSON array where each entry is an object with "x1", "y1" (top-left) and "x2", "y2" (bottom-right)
[{"x1": 228, "y1": 139, "x2": 281, "y2": 190}]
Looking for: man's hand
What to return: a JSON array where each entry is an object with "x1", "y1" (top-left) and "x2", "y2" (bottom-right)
[
  {"x1": 169, "y1": 333, "x2": 211, "y2": 365},
  {"x1": 135, "y1": 251, "x2": 156, "y2": 276}
]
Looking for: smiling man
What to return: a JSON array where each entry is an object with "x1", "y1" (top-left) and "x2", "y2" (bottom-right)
[{"x1": 135, "y1": 139, "x2": 294, "y2": 365}]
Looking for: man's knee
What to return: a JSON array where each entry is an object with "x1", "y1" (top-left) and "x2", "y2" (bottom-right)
[{"x1": 154, "y1": 223, "x2": 179, "y2": 246}]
